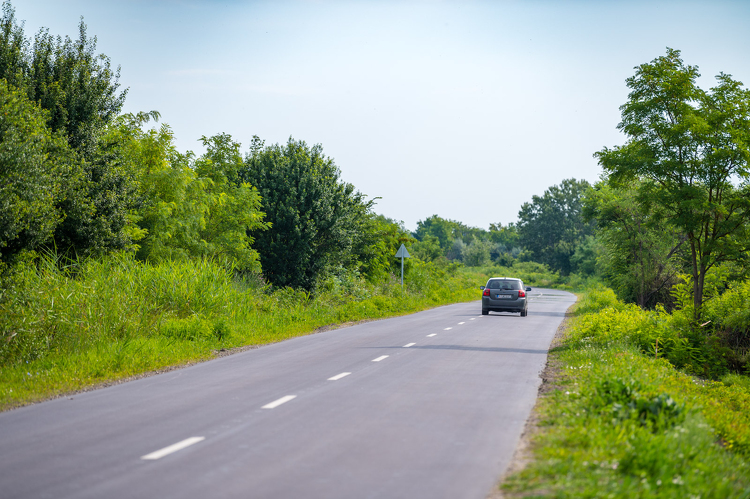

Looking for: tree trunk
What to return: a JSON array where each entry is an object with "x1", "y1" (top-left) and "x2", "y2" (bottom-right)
[{"x1": 690, "y1": 238, "x2": 702, "y2": 321}]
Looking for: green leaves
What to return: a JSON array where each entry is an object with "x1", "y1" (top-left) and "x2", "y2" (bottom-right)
[
  {"x1": 0, "y1": 79, "x2": 65, "y2": 265},
  {"x1": 241, "y1": 137, "x2": 370, "y2": 290},
  {"x1": 596, "y1": 48, "x2": 750, "y2": 317},
  {"x1": 516, "y1": 178, "x2": 595, "y2": 275}
]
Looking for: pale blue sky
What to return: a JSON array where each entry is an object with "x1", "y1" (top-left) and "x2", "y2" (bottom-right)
[{"x1": 14, "y1": 1, "x2": 750, "y2": 230}]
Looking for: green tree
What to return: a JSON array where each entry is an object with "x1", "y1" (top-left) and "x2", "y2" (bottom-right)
[
  {"x1": 584, "y1": 179, "x2": 684, "y2": 308},
  {"x1": 413, "y1": 215, "x2": 456, "y2": 251},
  {"x1": 411, "y1": 234, "x2": 442, "y2": 262},
  {"x1": 241, "y1": 136, "x2": 371, "y2": 290},
  {"x1": 596, "y1": 48, "x2": 750, "y2": 318},
  {"x1": 0, "y1": 80, "x2": 67, "y2": 266},
  {"x1": 517, "y1": 178, "x2": 594, "y2": 275},
  {"x1": 116, "y1": 120, "x2": 266, "y2": 271},
  {"x1": 463, "y1": 238, "x2": 492, "y2": 266},
  {"x1": 51, "y1": 115, "x2": 140, "y2": 255},
  {"x1": 0, "y1": 1, "x2": 26, "y2": 91},
  {"x1": 413, "y1": 215, "x2": 489, "y2": 262},
  {"x1": 355, "y1": 215, "x2": 414, "y2": 282},
  {"x1": 488, "y1": 222, "x2": 521, "y2": 266},
  {"x1": 0, "y1": 2, "x2": 127, "y2": 156},
  {"x1": 0, "y1": 1, "x2": 135, "y2": 257}
]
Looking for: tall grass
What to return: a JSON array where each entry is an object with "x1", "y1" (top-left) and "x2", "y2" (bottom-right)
[{"x1": 0, "y1": 253, "x2": 484, "y2": 409}]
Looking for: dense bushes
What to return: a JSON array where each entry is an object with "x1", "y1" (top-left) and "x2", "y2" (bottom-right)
[{"x1": 565, "y1": 286, "x2": 749, "y2": 379}]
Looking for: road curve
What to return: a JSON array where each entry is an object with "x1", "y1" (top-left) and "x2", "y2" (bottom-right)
[{"x1": 0, "y1": 289, "x2": 576, "y2": 499}]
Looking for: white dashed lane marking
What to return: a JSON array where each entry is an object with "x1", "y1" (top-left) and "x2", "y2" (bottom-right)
[
  {"x1": 372, "y1": 355, "x2": 389, "y2": 362},
  {"x1": 427, "y1": 334, "x2": 437, "y2": 337},
  {"x1": 458, "y1": 322, "x2": 465, "y2": 325},
  {"x1": 328, "y1": 372, "x2": 351, "y2": 381},
  {"x1": 141, "y1": 437, "x2": 205, "y2": 460},
  {"x1": 262, "y1": 395, "x2": 297, "y2": 409},
  {"x1": 444, "y1": 327, "x2": 452, "y2": 331},
  {"x1": 403, "y1": 343, "x2": 416, "y2": 348}
]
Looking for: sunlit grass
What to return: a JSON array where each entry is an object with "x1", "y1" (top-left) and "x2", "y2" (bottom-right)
[{"x1": 501, "y1": 288, "x2": 750, "y2": 498}]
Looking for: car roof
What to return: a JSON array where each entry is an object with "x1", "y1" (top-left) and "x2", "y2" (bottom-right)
[{"x1": 487, "y1": 277, "x2": 522, "y2": 280}]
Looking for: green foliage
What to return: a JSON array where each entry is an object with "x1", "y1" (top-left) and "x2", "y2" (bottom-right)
[
  {"x1": 0, "y1": 1, "x2": 137, "y2": 258},
  {"x1": 0, "y1": 1, "x2": 26, "y2": 91},
  {"x1": 465, "y1": 260, "x2": 562, "y2": 288},
  {"x1": 517, "y1": 178, "x2": 595, "y2": 275},
  {"x1": 352, "y1": 215, "x2": 414, "y2": 283},
  {"x1": 503, "y1": 287, "x2": 750, "y2": 498},
  {"x1": 51, "y1": 114, "x2": 141, "y2": 255},
  {"x1": 98, "y1": 116, "x2": 267, "y2": 271},
  {"x1": 0, "y1": 1, "x2": 127, "y2": 155},
  {"x1": 411, "y1": 233, "x2": 442, "y2": 262},
  {"x1": 596, "y1": 48, "x2": 750, "y2": 318},
  {"x1": 0, "y1": 80, "x2": 67, "y2": 266},
  {"x1": 462, "y1": 237, "x2": 493, "y2": 266},
  {"x1": 591, "y1": 377, "x2": 684, "y2": 432},
  {"x1": 241, "y1": 136, "x2": 372, "y2": 290},
  {"x1": 585, "y1": 179, "x2": 684, "y2": 309},
  {"x1": 412, "y1": 215, "x2": 520, "y2": 265}
]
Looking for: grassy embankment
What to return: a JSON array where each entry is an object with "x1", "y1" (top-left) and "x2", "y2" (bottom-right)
[
  {"x1": 0, "y1": 255, "x2": 560, "y2": 411},
  {"x1": 502, "y1": 287, "x2": 750, "y2": 498}
]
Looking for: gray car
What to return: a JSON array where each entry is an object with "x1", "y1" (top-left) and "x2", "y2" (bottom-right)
[{"x1": 480, "y1": 277, "x2": 531, "y2": 316}]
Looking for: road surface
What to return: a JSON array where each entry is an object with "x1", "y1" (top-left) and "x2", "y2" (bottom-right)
[{"x1": 0, "y1": 289, "x2": 575, "y2": 499}]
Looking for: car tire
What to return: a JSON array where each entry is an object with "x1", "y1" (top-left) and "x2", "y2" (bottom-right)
[
  {"x1": 521, "y1": 308, "x2": 527, "y2": 317},
  {"x1": 482, "y1": 309, "x2": 489, "y2": 315}
]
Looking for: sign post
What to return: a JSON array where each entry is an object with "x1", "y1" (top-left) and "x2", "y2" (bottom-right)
[{"x1": 395, "y1": 244, "x2": 410, "y2": 286}]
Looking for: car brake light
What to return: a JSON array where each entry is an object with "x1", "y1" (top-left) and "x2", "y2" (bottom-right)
[
  {"x1": 483, "y1": 288, "x2": 490, "y2": 297},
  {"x1": 518, "y1": 290, "x2": 526, "y2": 298}
]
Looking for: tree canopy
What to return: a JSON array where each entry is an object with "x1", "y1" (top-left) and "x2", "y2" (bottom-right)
[
  {"x1": 0, "y1": 80, "x2": 67, "y2": 266},
  {"x1": 0, "y1": 1, "x2": 126, "y2": 156},
  {"x1": 516, "y1": 178, "x2": 594, "y2": 275},
  {"x1": 596, "y1": 48, "x2": 750, "y2": 317},
  {"x1": 241, "y1": 137, "x2": 373, "y2": 290}
]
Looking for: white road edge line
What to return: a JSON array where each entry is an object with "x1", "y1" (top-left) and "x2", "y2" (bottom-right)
[
  {"x1": 403, "y1": 343, "x2": 416, "y2": 348},
  {"x1": 372, "y1": 355, "x2": 389, "y2": 362},
  {"x1": 427, "y1": 333, "x2": 437, "y2": 337},
  {"x1": 328, "y1": 372, "x2": 351, "y2": 381},
  {"x1": 444, "y1": 327, "x2": 452, "y2": 330},
  {"x1": 262, "y1": 395, "x2": 297, "y2": 409},
  {"x1": 141, "y1": 437, "x2": 205, "y2": 460}
]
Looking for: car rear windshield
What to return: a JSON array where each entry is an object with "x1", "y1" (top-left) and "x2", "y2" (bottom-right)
[{"x1": 487, "y1": 279, "x2": 522, "y2": 290}]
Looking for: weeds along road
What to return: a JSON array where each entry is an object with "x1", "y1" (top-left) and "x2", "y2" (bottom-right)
[{"x1": 0, "y1": 289, "x2": 576, "y2": 499}]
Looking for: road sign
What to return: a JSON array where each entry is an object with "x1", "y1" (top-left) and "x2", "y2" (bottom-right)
[{"x1": 395, "y1": 244, "x2": 410, "y2": 286}]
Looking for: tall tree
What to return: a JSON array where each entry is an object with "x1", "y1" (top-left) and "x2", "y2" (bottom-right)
[
  {"x1": 241, "y1": 136, "x2": 371, "y2": 290},
  {"x1": 0, "y1": 1, "x2": 127, "y2": 156},
  {"x1": 0, "y1": 80, "x2": 68, "y2": 266},
  {"x1": 584, "y1": 179, "x2": 684, "y2": 308},
  {"x1": 596, "y1": 48, "x2": 750, "y2": 318},
  {"x1": 516, "y1": 178, "x2": 594, "y2": 275}
]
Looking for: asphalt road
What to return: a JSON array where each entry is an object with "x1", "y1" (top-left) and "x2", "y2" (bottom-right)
[{"x1": 0, "y1": 289, "x2": 576, "y2": 499}]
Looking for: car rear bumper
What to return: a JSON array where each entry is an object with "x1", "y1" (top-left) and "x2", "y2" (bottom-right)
[{"x1": 482, "y1": 296, "x2": 526, "y2": 312}]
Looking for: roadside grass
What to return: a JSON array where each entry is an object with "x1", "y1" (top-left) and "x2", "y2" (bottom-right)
[
  {"x1": 502, "y1": 288, "x2": 750, "y2": 498},
  {"x1": 1, "y1": 254, "x2": 501, "y2": 410}
]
